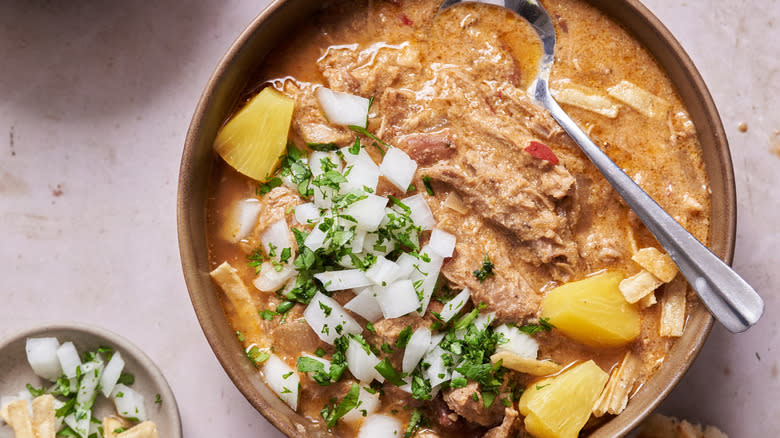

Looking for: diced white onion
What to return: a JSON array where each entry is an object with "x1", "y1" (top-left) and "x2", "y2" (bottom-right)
[
  {"x1": 261, "y1": 219, "x2": 294, "y2": 263},
  {"x1": 223, "y1": 198, "x2": 262, "y2": 243},
  {"x1": 429, "y1": 228, "x2": 456, "y2": 258},
  {"x1": 375, "y1": 280, "x2": 420, "y2": 319},
  {"x1": 112, "y1": 383, "x2": 147, "y2": 422},
  {"x1": 438, "y1": 288, "x2": 471, "y2": 323},
  {"x1": 422, "y1": 346, "x2": 453, "y2": 388},
  {"x1": 304, "y1": 292, "x2": 362, "y2": 344},
  {"x1": 253, "y1": 262, "x2": 297, "y2": 293},
  {"x1": 341, "y1": 195, "x2": 389, "y2": 231},
  {"x1": 342, "y1": 161, "x2": 380, "y2": 194},
  {"x1": 428, "y1": 332, "x2": 446, "y2": 353},
  {"x1": 379, "y1": 147, "x2": 417, "y2": 191},
  {"x1": 316, "y1": 87, "x2": 370, "y2": 127},
  {"x1": 473, "y1": 312, "x2": 496, "y2": 332},
  {"x1": 343, "y1": 386, "x2": 381, "y2": 424},
  {"x1": 309, "y1": 151, "x2": 342, "y2": 176},
  {"x1": 364, "y1": 256, "x2": 401, "y2": 287},
  {"x1": 64, "y1": 411, "x2": 91, "y2": 438},
  {"x1": 494, "y1": 325, "x2": 539, "y2": 359},
  {"x1": 304, "y1": 223, "x2": 328, "y2": 251},
  {"x1": 402, "y1": 327, "x2": 432, "y2": 373},
  {"x1": 25, "y1": 337, "x2": 62, "y2": 381},
  {"x1": 294, "y1": 202, "x2": 321, "y2": 225},
  {"x1": 346, "y1": 337, "x2": 383, "y2": 383},
  {"x1": 401, "y1": 194, "x2": 435, "y2": 230},
  {"x1": 263, "y1": 354, "x2": 300, "y2": 411},
  {"x1": 77, "y1": 360, "x2": 104, "y2": 407},
  {"x1": 411, "y1": 245, "x2": 444, "y2": 315},
  {"x1": 351, "y1": 229, "x2": 367, "y2": 254},
  {"x1": 314, "y1": 269, "x2": 373, "y2": 291},
  {"x1": 344, "y1": 287, "x2": 384, "y2": 323},
  {"x1": 342, "y1": 147, "x2": 378, "y2": 167},
  {"x1": 394, "y1": 253, "x2": 418, "y2": 279},
  {"x1": 100, "y1": 352, "x2": 125, "y2": 398},
  {"x1": 357, "y1": 414, "x2": 403, "y2": 438},
  {"x1": 56, "y1": 342, "x2": 82, "y2": 379},
  {"x1": 313, "y1": 186, "x2": 336, "y2": 208},
  {"x1": 362, "y1": 233, "x2": 393, "y2": 256}
]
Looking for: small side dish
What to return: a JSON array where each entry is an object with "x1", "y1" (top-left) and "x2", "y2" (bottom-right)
[{"x1": 1, "y1": 338, "x2": 158, "y2": 438}]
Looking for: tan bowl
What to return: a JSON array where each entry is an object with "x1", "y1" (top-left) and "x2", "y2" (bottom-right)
[{"x1": 178, "y1": 0, "x2": 735, "y2": 436}]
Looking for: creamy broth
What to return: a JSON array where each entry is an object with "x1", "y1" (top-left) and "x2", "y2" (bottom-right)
[{"x1": 206, "y1": 1, "x2": 710, "y2": 436}]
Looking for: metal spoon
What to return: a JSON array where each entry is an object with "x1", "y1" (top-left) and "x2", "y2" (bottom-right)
[{"x1": 439, "y1": 0, "x2": 764, "y2": 333}]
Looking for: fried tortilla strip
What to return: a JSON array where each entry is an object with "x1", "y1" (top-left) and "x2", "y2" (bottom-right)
[
  {"x1": 444, "y1": 191, "x2": 468, "y2": 214},
  {"x1": 638, "y1": 291, "x2": 657, "y2": 308},
  {"x1": 607, "y1": 80, "x2": 670, "y2": 119},
  {"x1": 0, "y1": 399, "x2": 35, "y2": 438},
  {"x1": 116, "y1": 421, "x2": 160, "y2": 438},
  {"x1": 660, "y1": 275, "x2": 687, "y2": 337},
  {"x1": 593, "y1": 351, "x2": 640, "y2": 417},
  {"x1": 104, "y1": 416, "x2": 131, "y2": 438},
  {"x1": 638, "y1": 413, "x2": 728, "y2": 438},
  {"x1": 31, "y1": 394, "x2": 56, "y2": 438},
  {"x1": 551, "y1": 86, "x2": 620, "y2": 118},
  {"x1": 632, "y1": 247, "x2": 678, "y2": 283},
  {"x1": 619, "y1": 270, "x2": 663, "y2": 303},
  {"x1": 490, "y1": 351, "x2": 563, "y2": 376},
  {"x1": 210, "y1": 261, "x2": 266, "y2": 346}
]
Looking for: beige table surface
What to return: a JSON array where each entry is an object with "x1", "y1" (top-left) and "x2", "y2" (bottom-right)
[{"x1": 1, "y1": 1, "x2": 778, "y2": 436}]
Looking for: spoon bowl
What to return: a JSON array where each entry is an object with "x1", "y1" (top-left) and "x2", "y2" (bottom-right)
[{"x1": 440, "y1": 0, "x2": 764, "y2": 333}]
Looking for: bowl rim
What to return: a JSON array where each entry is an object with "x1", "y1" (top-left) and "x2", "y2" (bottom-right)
[{"x1": 178, "y1": 0, "x2": 735, "y2": 436}]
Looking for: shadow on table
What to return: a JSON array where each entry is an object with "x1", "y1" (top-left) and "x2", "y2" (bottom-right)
[{"x1": 0, "y1": 0, "x2": 222, "y2": 122}]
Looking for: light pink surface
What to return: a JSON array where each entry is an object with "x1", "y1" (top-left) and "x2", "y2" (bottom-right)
[{"x1": 0, "y1": 1, "x2": 777, "y2": 436}]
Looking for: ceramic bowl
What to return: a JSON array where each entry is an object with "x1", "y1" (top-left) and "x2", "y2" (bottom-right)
[
  {"x1": 0, "y1": 322, "x2": 182, "y2": 438},
  {"x1": 178, "y1": 0, "x2": 735, "y2": 436}
]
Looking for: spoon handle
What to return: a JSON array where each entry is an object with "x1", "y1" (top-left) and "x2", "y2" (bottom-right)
[{"x1": 538, "y1": 87, "x2": 764, "y2": 333}]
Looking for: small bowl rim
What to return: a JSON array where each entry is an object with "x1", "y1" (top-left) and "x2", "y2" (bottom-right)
[
  {"x1": 0, "y1": 321, "x2": 183, "y2": 438},
  {"x1": 178, "y1": 0, "x2": 735, "y2": 436}
]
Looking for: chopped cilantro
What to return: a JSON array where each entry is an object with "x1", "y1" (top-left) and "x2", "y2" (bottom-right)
[
  {"x1": 321, "y1": 382, "x2": 360, "y2": 427},
  {"x1": 258, "y1": 176, "x2": 283, "y2": 195},
  {"x1": 536, "y1": 384, "x2": 550, "y2": 390},
  {"x1": 307, "y1": 142, "x2": 340, "y2": 152},
  {"x1": 155, "y1": 394, "x2": 162, "y2": 405},
  {"x1": 518, "y1": 317, "x2": 556, "y2": 335},
  {"x1": 235, "y1": 331, "x2": 245, "y2": 342},
  {"x1": 365, "y1": 322, "x2": 376, "y2": 333},
  {"x1": 117, "y1": 373, "x2": 135, "y2": 386},
  {"x1": 247, "y1": 248, "x2": 265, "y2": 274},
  {"x1": 319, "y1": 301, "x2": 333, "y2": 316},
  {"x1": 472, "y1": 254, "x2": 495, "y2": 282},
  {"x1": 422, "y1": 175, "x2": 434, "y2": 196},
  {"x1": 26, "y1": 383, "x2": 46, "y2": 397},
  {"x1": 404, "y1": 408, "x2": 427, "y2": 438},
  {"x1": 276, "y1": 301, "x2": 295, "y2": 314},
  {"x1": 374, "y1": 359, "x2": 407, "y2": 386},
  {"x1": 260, "y1": 309, "x2": 276, "y2": 321},
  {"x1": 396, "y1": 326, "x2": 413, "y2": 348},
  {"x1": 246, "y1": 347, "x2": 270, "y2": 367}
]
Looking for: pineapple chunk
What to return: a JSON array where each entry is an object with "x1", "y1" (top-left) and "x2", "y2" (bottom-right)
[
  {"x1": 518, "y1": 360, "x2": 609, "y2": 438},
  {"x1": 541, "y1": 272, "x2": 640, "y2": 348},
  {"x1": 214, "y1": 87, "x2": 295, "y2": 181}
]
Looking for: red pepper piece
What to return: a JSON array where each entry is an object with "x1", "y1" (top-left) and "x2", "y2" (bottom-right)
[
  {"x1": 524, "y1": 141, "x2": 559, "y2": 165},
  {"x1": 401, "y1": 14, "x2": 413, "y2": 26}
]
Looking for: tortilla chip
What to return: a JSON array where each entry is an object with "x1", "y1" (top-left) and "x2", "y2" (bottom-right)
[
  {"x1": 116, "y1": 421, "x2": 160, "y2": 438},
  {"x1": 210, "y1": 261, "x2": 266, "y2": 346},
  {"x1": 31, "y1": 395, "x2": 56, "y2": 438},
  {"x1": 551, "y1": 86, "x2": 620, "y2": 118},
  {"x1": 619, "y1": 270, "x2": 663, "y2": 303},
  {"x1": 490, "y1": 351, "x2": 563, "y2": 376},
  {"x1": 632, "y1": 247, "x2": 677, "y2": 283},
  {"x1": 607, "y1": 80, "x2": 670, "y2": 119},
  {"x1": 1, "y1": 399, "x2": 35, "y2": 438},
  {"x1": 660, "y1": 275, "x2": 687, "y2": 337},
  {"x1": 593, "y1": 351, "x2": 640, "y2": 417}
]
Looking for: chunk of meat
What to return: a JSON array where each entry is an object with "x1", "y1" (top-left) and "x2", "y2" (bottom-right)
[
  {"x1": 443, "y1": 381, "x2": 508, "y2": 427},
  {"x1": 398, "y1": 131, "x2": 456, "y2": 166},
  {"x1": 269, "y1": 318, "x2": 322, "y2": 361},
  {"x1": 482, "y1": 407, "x2": 519, "y2": 438},
  {"x1": 242, "y1": 186, "x2": 302, "y2": 253},
  {"x1": 282, "y1": 81, "x2": 353, "y2": 145}
]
